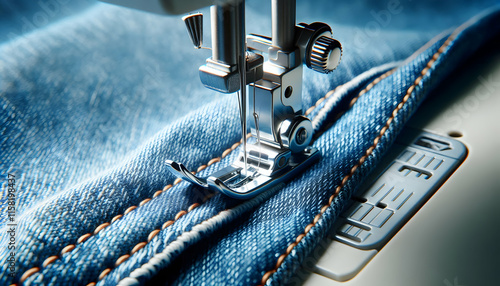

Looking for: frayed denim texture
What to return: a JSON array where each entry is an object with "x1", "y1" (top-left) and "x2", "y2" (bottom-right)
[{"x1": 1, "y1": 0, "x2": 500, "y2": 285}]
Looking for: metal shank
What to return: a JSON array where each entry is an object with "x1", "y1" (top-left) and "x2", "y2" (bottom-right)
[
  {"x1": 211, "y1": 3, "x2": 240, "y2": 65},
  {"x1": 272, "y1": 0, "x2": 296, "y2": 51},
  {"x1": 168, "y1": 0, "x2": 343, "y2": 199}
]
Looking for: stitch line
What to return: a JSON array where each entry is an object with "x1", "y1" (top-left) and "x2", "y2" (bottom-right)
[
  {"x1": 116, "y1": 181, "x2": 286, "y2": 285},
  {"x1": 17, "y1": 134, "x2": 248, "y2": 285},
  {"x1": 258, "y1": 34, "x2": 456, "y2": 286},
  {"x1": 85, "y1": 193, "x2": 217, "y2": 285},
  {"x1": 347, "y1": 68, "x2": 397, "y2": 108},
  {"x1": 311, "y1": 68, "x2": 398, "y2": 141},
  {"x1": 304, "y1": 85, "x2": 343, "y2": 116}
]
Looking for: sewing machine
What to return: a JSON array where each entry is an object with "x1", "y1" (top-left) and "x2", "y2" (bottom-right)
[
  {"x1": 102, "y1": 0, "x2": 341, "y2": 199},
  {"x1": 99, "y1": 1, "x2": 500, "y2": 285}
]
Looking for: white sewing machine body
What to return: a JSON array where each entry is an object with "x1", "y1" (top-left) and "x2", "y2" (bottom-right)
[{"x1": 101, "y1": 0, "x2": 213, "y2": 15}]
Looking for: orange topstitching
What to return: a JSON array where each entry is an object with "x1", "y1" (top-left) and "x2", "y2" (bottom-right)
[
  {"x1": 17, "y1": 134, "x2": 248, "y2": 284},
  {"x1": 258, "y1": 33, "x2": 457, "y2": 286}
]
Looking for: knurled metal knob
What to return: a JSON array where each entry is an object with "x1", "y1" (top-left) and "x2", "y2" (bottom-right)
[{"x1": 308, "y1": 36, "x2": 342, "y2": 74}]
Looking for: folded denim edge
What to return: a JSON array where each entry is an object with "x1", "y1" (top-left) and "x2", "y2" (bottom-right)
[
  {"x1": 116, "y1": 183, "x2": 284, "y2": 286},
  {"x1": 311, "y1": 61, "x2": 402, "y2": 131},
  {"x1": 264, "y1": 6, "x2": 500, "y2": 286},
  {"x1": 101, "y1": 60, "x2": 409, "y2": 286}
]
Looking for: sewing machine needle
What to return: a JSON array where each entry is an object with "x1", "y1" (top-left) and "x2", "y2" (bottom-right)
[{"x1": 239, "y1": 54, "x2": 248, "y2": 177}]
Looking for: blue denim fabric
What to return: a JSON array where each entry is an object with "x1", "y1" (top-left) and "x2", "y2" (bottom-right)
[{"x1": 1, "y1": 0, "x2": 499, "y2": 285}]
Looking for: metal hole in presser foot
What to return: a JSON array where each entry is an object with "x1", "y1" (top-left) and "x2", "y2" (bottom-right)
[{"x1": 227, "y1": 171, "x2": 257, "y2": 189}]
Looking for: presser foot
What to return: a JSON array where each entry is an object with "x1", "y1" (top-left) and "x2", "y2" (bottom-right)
[{"x1": 166, "y1": 147, "x2": 320, "y2": 199}]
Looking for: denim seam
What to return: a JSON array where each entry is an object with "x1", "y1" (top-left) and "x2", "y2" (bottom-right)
[
  {"x1": 16, "y1": 56, "x2": 396, "y2": 286},
  {"x1": 109, "y1": 67, "x2": 391, "y2": 285},
  {"x1": 86, "y1": 192, "x2": 216, "y2": 286},
  {"x1": 311, "y1": 67, "x2": 398, "y2": 142},
  {"x1": 87, "y1": 192, "x2": 218, "y2": 286},
  {"x1": 304, "y1": 85, "x2": 344, "y2": 116},
  {"x1": 17, "y1": 142, "x2": 244, "y2": 284},
  {"x1": 16, "y1": 75, "x2": 349, "y2": 285},
  {"x1": 259, "y1": 33, "x2": 457, "y2": 286},
  {"x1": 346, "y1": 68, "x2": 397, "y2": 109},
  {"x1": 16, "y1": 66, "x2": 397, "y2": 286},
  {"x1": 18, "y1": 194, "x2": 215, "y2": 286},
  {"x1": 116, "y1": 183, "x2": 287, "y2": 286}
]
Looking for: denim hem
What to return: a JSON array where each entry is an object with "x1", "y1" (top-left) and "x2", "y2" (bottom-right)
[
  {"x1": 99, "y1": 61, "x2": 401, "y2": 286},
  {"x1": 310, "y1": 61, "x2": 401, "y2": 131},
  {"x1": 262, "y1": 6, "x2": 500, "y2": 285},
  {"x1": 116, "y1": 184, "x2": 284, "y2": 286}
]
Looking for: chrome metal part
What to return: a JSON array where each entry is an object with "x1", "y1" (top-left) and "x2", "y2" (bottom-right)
[
  {"x1": 166, "y1": 147, "x2": 319, "y2": 199},
  {"x1": 279, "y1": 116, "x2": 313, "y2": 153},
  {"x1": 242, "y1": 143, "x2": 292, "y2": 177},
  {"x1": 166, "y1": 160, "x2": 209, "y2": 188},
  {"x1": 169, "y1": 0, "x2": 342, "y2": 198},
  {"x1": 198, "y1": 52, "x2": 264, "y2": 93},
  {"x1": 248, "y1": 64, "x2": 303, "y2": 145},
  {"x1": 272, "y1": 0, "x2": 296, "y2": 52},
  {"x1": 237, "y1": 0, "x2": 248, "y2": 175},
  {"x1": 210, "y1": 3, "x2": 239, "y2": 65},
  {"x1": 308, "y1": 35, "x2": 342, "y2": 73},
  {"x1": 199, "y1": 59, "x2": 240, "y2": 93},
  {"x1": 199, "y1": 0, "x2": 245, "y2": 93}
]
